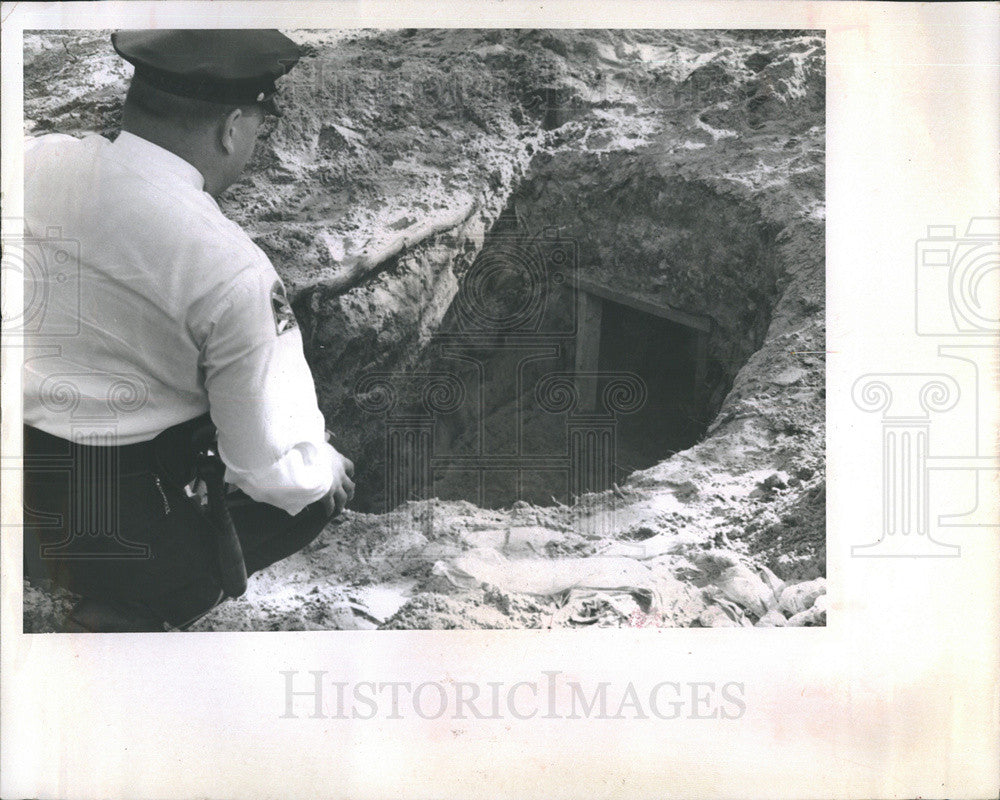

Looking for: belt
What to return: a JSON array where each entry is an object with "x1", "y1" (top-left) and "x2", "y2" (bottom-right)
[
  {"x1": 23, "y1": 414, "x2": 212, "y2": 483},
  {"x1": 24, "y1": 424, "x2": 161, "y2": 475}
]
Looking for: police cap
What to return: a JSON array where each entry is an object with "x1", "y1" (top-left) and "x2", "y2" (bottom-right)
[{"x1": 111, "y1": 29, "x2": 301, "y2": 116}]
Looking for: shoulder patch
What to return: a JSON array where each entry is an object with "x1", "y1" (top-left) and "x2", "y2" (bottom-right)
[{"x1": 270, "y1": 280, "x2": 298, "y2": 335}]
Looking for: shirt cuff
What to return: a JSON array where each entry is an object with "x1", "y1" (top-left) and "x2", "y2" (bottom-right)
[{"x1": 222, "y1": 440, "x2": 335, "y2": 516}]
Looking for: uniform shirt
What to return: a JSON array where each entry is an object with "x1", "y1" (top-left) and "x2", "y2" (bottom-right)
[{"x1": 23, "y1": 131, "x2": 335, "y2": 516}]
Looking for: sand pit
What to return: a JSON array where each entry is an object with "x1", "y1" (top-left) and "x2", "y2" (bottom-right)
[{"x1": 22, "y1": 28, "x2": 826, "y2": 630}]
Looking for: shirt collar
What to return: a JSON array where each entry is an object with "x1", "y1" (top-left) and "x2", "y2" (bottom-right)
[{"x1": 110, "y1": 131, "x2": 206, "y2": 192}]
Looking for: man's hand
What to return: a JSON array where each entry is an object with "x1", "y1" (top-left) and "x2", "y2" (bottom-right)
[{"x1": 321, "y1": 445, "x2": 355, "y2": 518}]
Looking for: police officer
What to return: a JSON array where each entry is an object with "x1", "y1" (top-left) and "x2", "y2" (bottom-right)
[{"x1": 22, "y1": 30, "x2": 355, "y2": 631}]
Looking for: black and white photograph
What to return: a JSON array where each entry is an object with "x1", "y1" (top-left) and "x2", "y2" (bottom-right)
[
  {"x1": 18, "y1": 27, "x2": 826, "y2": 632},
  {"x1": 1, "y1": 3, "x2": 997, "y2": 799}
]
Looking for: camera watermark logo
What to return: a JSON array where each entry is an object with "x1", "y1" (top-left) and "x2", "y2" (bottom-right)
[
  {"x1": 852, "y1": 217, "x2": 999, "y2": 558},
  {"x1": 1, "y1": 222, "x2": 82, "y2": 342},
  {"x1": 915, "y1": 218, "x2": 999, "y2": 336}
]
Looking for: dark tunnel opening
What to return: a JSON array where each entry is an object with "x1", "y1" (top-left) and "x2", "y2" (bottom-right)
[
  {"x1": 596, "y1": 298, "x2": 708, "y2": 475},
  {"x1": 347, "y1": 243, "x2": 761, "y2": 513}
]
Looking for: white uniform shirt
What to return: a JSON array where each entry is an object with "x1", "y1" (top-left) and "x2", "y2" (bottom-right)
[{"x1": 23, "y1": 131, "x2": 335, "y2": 515}]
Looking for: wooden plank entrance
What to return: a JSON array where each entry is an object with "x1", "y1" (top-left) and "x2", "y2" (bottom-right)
[{"x1": 573, "y1": 276, "x2": 712, "y2": 414}]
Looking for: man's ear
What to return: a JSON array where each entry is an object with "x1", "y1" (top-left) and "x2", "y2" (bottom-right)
[{"x1": 219, "y1": 107, "x2": 244, "y2": 155}]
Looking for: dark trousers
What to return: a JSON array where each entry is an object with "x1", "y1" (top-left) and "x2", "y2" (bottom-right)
[{"x1": 22, "y1": 423, "x2": 334, "y2": 627}]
